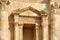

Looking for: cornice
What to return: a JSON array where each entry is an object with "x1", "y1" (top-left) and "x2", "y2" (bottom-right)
[{"x1": 12, "y1": 6, "x2": 48, "y2": 17}]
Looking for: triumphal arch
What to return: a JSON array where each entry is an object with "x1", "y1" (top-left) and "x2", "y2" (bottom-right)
[{"x1": 9, "y1": 6, "x2": 48, "y2": 40}]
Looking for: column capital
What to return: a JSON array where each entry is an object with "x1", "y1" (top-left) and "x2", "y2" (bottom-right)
[
  {"x1": 36, "y1": 23, "x2": 40, "y2": 30},
  {"x1": 36, "y1": 23, "x2": 40, "y2": 27},
  {"x1": 18, "y1": 24, "x2": 23, "y2": 29},
  {"x1": 18, "y1": 24, "x2": 23, "y2": 26},
  {"x1": 14, "y1": 14, "x2": 19, "y2": 24},
  {"x1": 14, "y1": 23, "x2": 18, "y2": 25}
]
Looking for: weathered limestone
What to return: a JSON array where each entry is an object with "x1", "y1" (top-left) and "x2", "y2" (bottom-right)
[
  {"x1": 0, "y1": 0, "x2": 60, "y2": 40},
  {"x1": 14, "y1": 14, "x2": 19, "y2": 40},
  {"x1": 14, "y1": 23, "x2": 19, "y2": 40},
  {"x1": 19, "y1": 24, "x2": 23, "y2": 40},
  {"x1": 52, "y1": 9, "x2": 60, "y2": 40},
  {"x1": 36, "y1": 23, "x2": 39, "y2": 40},
  {"x1": 42, "y1": 16, "x2": 48, "y2": 40}
]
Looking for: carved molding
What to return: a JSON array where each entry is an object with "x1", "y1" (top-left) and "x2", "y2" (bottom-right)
[
  {"x1": 13, "y1": 6, "x2": 48, "y2": 17},
  {"x1": 13, "y1": 6, "x2": 41, "y2": 15}
]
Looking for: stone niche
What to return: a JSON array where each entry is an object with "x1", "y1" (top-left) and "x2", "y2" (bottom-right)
[{"x1": 8, "y1": 6, "x2": 48, "y2": 40}]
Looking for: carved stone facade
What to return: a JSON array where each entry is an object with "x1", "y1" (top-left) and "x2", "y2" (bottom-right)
[{"x1": 0, "y1": 0, "x2": 60, "y2": 40}]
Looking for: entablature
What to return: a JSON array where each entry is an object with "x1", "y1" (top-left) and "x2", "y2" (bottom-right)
[{"x1": 12, "y1": 6, "x2": 48, "y2": 17}]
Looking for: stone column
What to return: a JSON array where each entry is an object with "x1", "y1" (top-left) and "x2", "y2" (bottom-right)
[
  {"x1": 42, "y1": 16, "x2": 48, "y2": 40},
  {"x1": 36, "y1": 23, "x2": 39, "y2": 40},
  {"x1": 19, "y1": 24, "x2": 23, "y2": 40},
  {"x1": 14, "y1": 14, "x2": 19, "y2": 40},
  {"x1": 14, "y1": 23, "x2": 19, "y2": 40},
  {"x1": 52, "y1": 14, "x2": 60, "y2": 40}
]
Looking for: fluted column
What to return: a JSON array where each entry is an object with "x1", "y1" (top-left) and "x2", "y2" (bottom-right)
[
  {"x1": 14, "y1": 14, "x2": 19, "y2": 40},
  {"x1": 19, "y1": 24, "x2": 23, "y2": 40}
]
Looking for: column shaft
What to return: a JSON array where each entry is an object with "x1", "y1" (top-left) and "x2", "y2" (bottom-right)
[
  {"x1": 19, "y1": 24, "x2": 23, "y2": 40},
  {"x1": 36, "y1": 24, "x2": 39, "y2": 40},
  {"x1": 15, "y1": 24, "x2": 19, "y2": 40},
  {"x1": 14, "y1": 14, "x2": 19, "y2": 40}
]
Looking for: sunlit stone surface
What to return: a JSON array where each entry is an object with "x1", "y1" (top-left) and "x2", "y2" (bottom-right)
[{"x1": 0, "y1": 0, "x2": 60, "y2": 40}]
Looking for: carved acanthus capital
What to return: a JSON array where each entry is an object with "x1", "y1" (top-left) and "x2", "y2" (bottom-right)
[
  {"x1": 14, "y1": 14, "x2": 19, "y2": 24},
  {"x1": 50, "y1": 1, "x2": 60, "y2": 9},
  {"x1": 0, "y1": 0, "x2": 10, "y2": 5},
  {"x1": 0, "y1": 0, "x2": 10, "y2": 11}
]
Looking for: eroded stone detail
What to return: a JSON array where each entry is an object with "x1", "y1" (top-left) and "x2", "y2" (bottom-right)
[{"x1": 0, "y1": 0, "x2": 60, "y2": 40}]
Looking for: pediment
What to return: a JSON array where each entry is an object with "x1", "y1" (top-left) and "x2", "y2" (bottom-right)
[
  {"x1": 13, "y1": 6, "x2": 47, "y2": 17},
  {"x1": 20, "y1": 10, "x2": 39, "y2": 16},
  {"x1": 13, "y1": 6, "x2": 41, "y2": 16}
]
